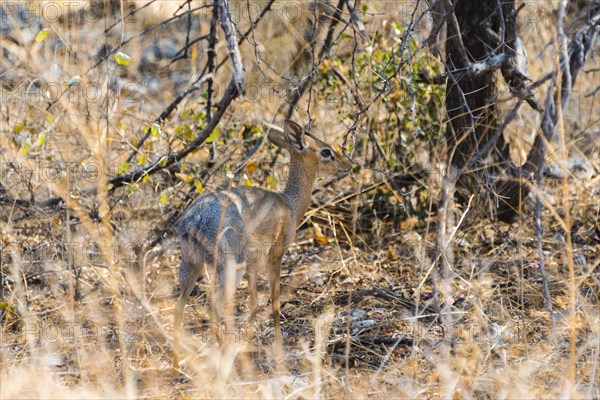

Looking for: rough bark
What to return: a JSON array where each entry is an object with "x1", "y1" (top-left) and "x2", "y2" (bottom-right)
[{"x1": 496, "y1": 2, "x2": 599, "y2": 222}]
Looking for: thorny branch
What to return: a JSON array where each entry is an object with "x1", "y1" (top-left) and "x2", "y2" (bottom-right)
[
  {"x1": 110, "y1": 80, "x2": 241, "y2": 191},
  {"x1": 169, "y1": 0, "x2": 195, "y2": 63},
  {"x1": 125, "y1": 74, "x2": 213, "y2": 164},
  {"x1": 125, "y1": 0, "x2": 275, "y2": 166},
  {"x1": 285, "y1": 0, "x2": 347, "y2": 121},
  {"x1": 521, "y1": 3, "x2": 599, "y2": 177}
]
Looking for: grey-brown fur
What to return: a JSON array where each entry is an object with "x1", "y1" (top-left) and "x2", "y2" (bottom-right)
[{"x1": 172, "y1": 120, "x2": 351, "y2": 367}]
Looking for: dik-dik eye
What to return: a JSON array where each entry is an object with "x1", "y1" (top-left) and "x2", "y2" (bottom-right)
[{"x1": 320, "y1": 148, "x2": 334, "y2": 160}]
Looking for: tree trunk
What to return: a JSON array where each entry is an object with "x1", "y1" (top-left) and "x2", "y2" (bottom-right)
[{"x1": 445, "y1": 0, "x2": 508, "y2": 208}]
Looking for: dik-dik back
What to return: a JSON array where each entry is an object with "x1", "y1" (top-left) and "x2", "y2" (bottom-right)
[
  {"x1": 178, "y1": 186, "x2": 292, "y2": 287},
  {"x1": 173, "y1": 120, "x2": 351, "y2": 366}
]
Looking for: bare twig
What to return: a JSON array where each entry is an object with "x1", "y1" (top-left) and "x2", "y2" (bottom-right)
[
  {"x1": 89, "y1": 4, "x2": 211, "y2": 72},
  {"x1": 205, "y1": 0, "x2": 221, "y2": 163},
  {"x1": 110, "y1": 80, "x2": 240, "y2": 191},
  {"x1": 214, "y1": 0, "x2": 276, "y2": 72},
  {"x1": 285, "y1": 0, "x2": 347, "y2": 120},
  {"x1": 492, "y1": 2, "x2": 598, "y2": 221},
  {"x1": 344, "y1": 0, "x2": 367, "y2": 40},
  {"x1": 44, "y1": 3, "x2": 211, "y2": 111},
  {"x1": 218, "y1": 0, "x2": 244, "y2": 93},
  {"x1": 103, "y1": 0, "x2": 158, "y2": 34},
  {"x1": 125, "y1": 74, "x2": 213, "y2": 163},
  {"x1": 424, "y1": 0, "x2": 445, "y2": 57},
  {"x1": 169, "y1": 0, "x2": 197, "y2": 63},
  {"x1": 417, "y1": 53, "x2": 508, "y2": 83},
  {"x1": 128, "y1": 0, "x2": 274, "y2": 166},
  {"x1": 205, "y1": 0, "x2": 220, "y2": 123},
  {"x1": 170, "y1": 34, "x2": 210, "y2": 62},
  {"x1": 534, "y1": 159, "x2": 557, "y2": 337},
  {"x1": 586, "y1": 84, "x2": 600, "y2": 97},
  {"x1": 556, "y1": 0, "x2": 577, "y2": 386}
]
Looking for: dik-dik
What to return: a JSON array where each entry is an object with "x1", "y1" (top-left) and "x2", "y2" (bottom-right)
[{"x1": 173, "y1": 120, "x2": 351, "y2": 364}]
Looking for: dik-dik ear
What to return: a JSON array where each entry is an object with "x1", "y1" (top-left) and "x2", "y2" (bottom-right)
[{"x1": 283, "y1": 120, "x2": 307, "y2": 152}]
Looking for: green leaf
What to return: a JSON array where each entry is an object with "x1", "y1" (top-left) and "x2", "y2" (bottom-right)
[
  {"x1": 182, "y1": 108, "x2": 195, "y2": 119},
  {"x1": 106, "y1": 183, "x2": 114, "y2": 191},
  {"x1": 394, "y1": 22, "x2": 402, "y2": 35},
  {"x1": 205, "y1": 129, "x2": 219, "y2": 144},
  {"x1": 150, "y1": 122, "x2": 160, "y2": 137},
  {"x1": 137, "y1": 154, "x2": 147, "y2": 166},
  {"x1": 362, "y1": 4, "x2": 368, "y2": 13},
  {"x1": 0, "y1": 301, "x2": 14, "y2": 317},
  {"x1": 195, "y1": 111, "x2": 206, "y2": 124},
  {"x1": 117, "y1": 162, "x2": 130, "y2": 174},
  {"x1": 115, "y1": 51, "x2": 132, "y2": 66},
  {"x1": 175, "y1": 124, "x2": 194, "y2": 142},
  {"x1": 35, "y1": 28, "x2": 50, "y2": 43},
  {"x1": 160, "y1": 192, "x2": 168, "y2": 204},
  {"x1": 35, "y1": 131, "x2": 48, "y2": 147},
  {"x1": 194, "y1": 179, "x2": 204, "y2": 194},
  {"x1": 20, "y1": 139, "x2": 32, "y2": 155}
]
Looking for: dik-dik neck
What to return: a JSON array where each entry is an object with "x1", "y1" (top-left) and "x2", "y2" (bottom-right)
[{"x1": 282, "y1": 152, "x2": 317, "y2": 226}]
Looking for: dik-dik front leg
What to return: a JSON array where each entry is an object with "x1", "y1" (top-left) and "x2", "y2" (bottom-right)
[{"x1": 267, "y1": 221, "x2": 290, "y2": 360}]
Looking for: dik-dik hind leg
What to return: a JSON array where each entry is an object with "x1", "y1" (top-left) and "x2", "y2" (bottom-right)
[
  {"x1": 268, "y1": 262, "x2": 282, "y2": 352},
  {"x1": 211, "y1": 255, "x2": 246, "y2": 346},
  {"x1": 173, "y1": 261, "x2": 202, "y2": 368},
  {"x1": 246, "y1": 263, "x2": 259, "y2": 343}
]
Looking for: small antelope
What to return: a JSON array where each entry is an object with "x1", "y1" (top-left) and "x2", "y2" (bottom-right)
[{"x1": 173, "y1": 120, "x2": 351, "y2": 364}]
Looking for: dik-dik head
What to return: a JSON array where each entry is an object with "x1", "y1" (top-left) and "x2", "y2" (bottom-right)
[{"x1": 268, "y1": 120, "x2": 352, "y2": 176}]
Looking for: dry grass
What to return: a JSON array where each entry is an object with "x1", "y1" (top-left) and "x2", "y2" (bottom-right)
[{"x1": 1, "y1": 1, "x2": 599, "y2": 398}]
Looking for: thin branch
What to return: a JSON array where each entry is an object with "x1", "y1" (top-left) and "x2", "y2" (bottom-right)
[
  {"x1": 534, "y1": 155, "x2": 557, "y2": 337},
  {"x1": 206, "y1": 0, "x2": 220, "y2": 121},
  {"x1": 125, "y1": 74, "x2": 213, "y2": 163},
  {"x1": 205, "y1": 0, "x2": 220, "y2": 164},
  {"x1": 424, "y1": 0, "x2": 450, "y2": 58},
  {"x1": 525, "y1": 4, "x2": 599, "y2": 173},
  {"x1": 90, "y1": 4, "x2": 211, "y2": 72},
  {"x1": 169, "y1": 34, "x2": 210, "y2": 63},
  {"x1": 585, "y1": 84, "x2": 600, "y2": 97},
  {"x1": 110, "y1": 80, "x2": 241, "y2": 191},
  {"x1": 285, "y1": 0, "x2": 346, "y2": 120},
  {"x1": 496, "y1": 2, "x2": 599, "y2": 222},
  {"x1": 169, "y1": 0, "x2": 196, "y2": 63},
  {"x1": 417, "y1": 53, "x2": 508, "y2": 83},
  {"x1": 213, "y1": 0, "x2": 277, "y2": 73},
  {"x1": 344, "y1": 0, "x2": 366, "y2": 40},
  {"x1": 45, "y1": 3, "x2": 211, "y2": 111},
  {"x1": 218, "y1": 0, "x2": 244, "y2": 93},
  {"x1": 103, "y1": 0, "x2": 158, "y2": 34}
]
